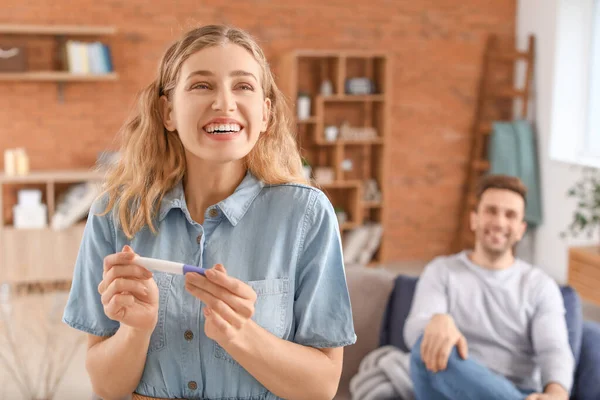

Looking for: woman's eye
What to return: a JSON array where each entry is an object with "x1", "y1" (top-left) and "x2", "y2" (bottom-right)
[
  {"x1": 190, "y1": 83, "x2": 210, "y2": 90},
  {"x1": 237, "y1": 83, "x2": 254, "y2": 91}
]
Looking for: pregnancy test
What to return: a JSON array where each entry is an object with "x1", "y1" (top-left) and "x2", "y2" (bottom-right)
[{"x1": 134, "y1": 256, "x2": 206, "y2": 276}]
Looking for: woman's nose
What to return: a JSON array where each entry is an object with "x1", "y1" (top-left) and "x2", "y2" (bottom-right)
[{"x1": 211, "y1": 89, "x2": 236, "y2": 112}]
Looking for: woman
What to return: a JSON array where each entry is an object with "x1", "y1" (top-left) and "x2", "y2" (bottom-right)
[{"x1": 62, "y1": 24, "x2": 356, "y2": 400}]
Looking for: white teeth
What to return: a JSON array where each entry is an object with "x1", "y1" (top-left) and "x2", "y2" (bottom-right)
[{"x1": 205, "y1": 123, "x2": 242, "y2": 134}]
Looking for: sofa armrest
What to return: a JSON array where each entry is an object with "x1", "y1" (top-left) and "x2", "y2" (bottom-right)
[{"x1": 573, "y1": 321, "x2": 600, "y2": 400}]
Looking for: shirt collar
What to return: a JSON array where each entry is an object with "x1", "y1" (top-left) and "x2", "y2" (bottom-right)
[{"x1": 158, "y1": 170, "x2": 264, "y2": 226}]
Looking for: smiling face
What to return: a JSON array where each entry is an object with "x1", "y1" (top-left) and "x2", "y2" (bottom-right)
[
  {"x1": 470, "y1": 188, "x2": 527, "y2": 258},
  {"x1": 161, "y1": 43, "x2": 271, "y2": 164}
]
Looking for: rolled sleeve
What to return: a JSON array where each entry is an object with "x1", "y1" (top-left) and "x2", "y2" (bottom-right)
[
  {"x1": 62, "y1": 196, "x2": 120, "y2": 337},
  {"x1": 531, "y1": 278, "x2": 576, "y2": 393},
  {"x1": 292, "y1": 191, "x2": 357, "y2": 348}
]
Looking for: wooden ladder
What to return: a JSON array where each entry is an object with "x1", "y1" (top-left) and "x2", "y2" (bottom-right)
[{"x1": 454, "y1": 34, "x2": 536, "y2": 251}]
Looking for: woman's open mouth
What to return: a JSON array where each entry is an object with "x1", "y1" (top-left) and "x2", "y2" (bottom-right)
[{"x1": 203, "y1": 122, "x2": 243, "y2": 141}]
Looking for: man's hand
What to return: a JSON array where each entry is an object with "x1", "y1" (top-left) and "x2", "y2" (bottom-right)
[
  {"x1": 184, "y1": 264, "x2": 257, "y2": 347},
  {"x1": 525, "y1": 383, "x2": 569, "y2": 400},
  {"x1": 421, "y1": 314, "x2": 468, "y2": 372},
  {"x1": 525, "y1": 394, "x2": 565, "y2": 400}
]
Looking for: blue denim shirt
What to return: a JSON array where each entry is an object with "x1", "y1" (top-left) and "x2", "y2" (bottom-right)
[{"x1": 62, "y1": 171, "x2": 357, "y2": 399}]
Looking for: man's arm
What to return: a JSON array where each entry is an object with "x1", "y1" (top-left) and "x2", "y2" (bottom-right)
[
  {"x1": 403, "y1": 258, "x2": 450, "y2": 349},
  {"x1": 530, "y1": 278, "x2": 575, "y2": 398}
]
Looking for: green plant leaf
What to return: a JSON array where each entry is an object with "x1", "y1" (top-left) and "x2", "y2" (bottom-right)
[{"x1": 561, "y1": 167, "x2": 600, "y2": 239}]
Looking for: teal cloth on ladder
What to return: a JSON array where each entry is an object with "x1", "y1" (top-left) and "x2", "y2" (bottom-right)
[{"x1": 488, "y1": 120, "x2": 543, "y2": 226}]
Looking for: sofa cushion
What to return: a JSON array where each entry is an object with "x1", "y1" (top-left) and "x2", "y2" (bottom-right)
[
  {"x1": 573, "y1": 321, "x2": 600, "y2": 400},
  {"x1": 379, "y1": 275, "x2": 584, "y2": 365},
  {"x1": 336, "y1": 265, "x2": 396, "y2": 399},
  {"x1": 378, "y1": 275, "x2": 418, "y2": 352}
]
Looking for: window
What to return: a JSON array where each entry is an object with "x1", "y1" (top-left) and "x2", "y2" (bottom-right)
[
  {"x1": 549, "y1": 0, "x2": 600, "y2": 168},
  {"x1": 585, "y1": 0, "x2": 600, "y2": 159}
]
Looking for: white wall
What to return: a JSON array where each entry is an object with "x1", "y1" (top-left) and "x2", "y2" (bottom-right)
[{"x1": 517, "y1": 0, "x2": 597, "y2": 283}]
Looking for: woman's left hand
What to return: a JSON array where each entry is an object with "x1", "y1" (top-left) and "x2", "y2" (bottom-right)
[{"x1": 185, "y1": 264, "x2": 257, "y2": 346}]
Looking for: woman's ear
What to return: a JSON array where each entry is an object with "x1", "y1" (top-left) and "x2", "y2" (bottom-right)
[
  {"x1": 161, "y1": 95, "x2": 176, "y2": 132},
  {"x1": 261, "y1": 97, "x2": 272, "y2": 133}
]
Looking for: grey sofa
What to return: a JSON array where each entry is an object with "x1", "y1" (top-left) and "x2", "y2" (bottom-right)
[{"x1": 335, "y1": 265, "x2": 600, "y2": 400}]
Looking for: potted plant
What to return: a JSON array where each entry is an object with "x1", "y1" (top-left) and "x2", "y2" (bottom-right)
[
  {"x1": 561, "y1": 166, "x2": 600, "y2": 305},
  {"x1": 561, "y1": 167, "x2": 600, "y2": 243}
]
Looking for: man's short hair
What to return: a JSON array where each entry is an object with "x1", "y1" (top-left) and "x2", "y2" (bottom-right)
[{"x1": 475, "y1": 174, "x2": 527, "y2": 209}]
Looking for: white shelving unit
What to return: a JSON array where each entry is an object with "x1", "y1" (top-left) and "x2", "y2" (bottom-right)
[{"x1": 0, "y1": 169, "x2": 104, "y2": 284}]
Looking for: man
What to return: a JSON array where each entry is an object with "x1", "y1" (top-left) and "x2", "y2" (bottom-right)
[{"x1": 404, "y1": 174, "x2": 574, "y2": 400}]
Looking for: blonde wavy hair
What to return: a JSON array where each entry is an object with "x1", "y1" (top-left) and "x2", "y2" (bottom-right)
[{"x1": 101, "y1": 24, "x2": 307, "y2": 238}]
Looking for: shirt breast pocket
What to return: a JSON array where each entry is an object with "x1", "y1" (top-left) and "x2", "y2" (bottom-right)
[
  {"x1": 148, "y1": 272, "x2": 173, "y2": 353},
  {"x1": 214, "y1": 278, "x2": 289, "y2": 364}
]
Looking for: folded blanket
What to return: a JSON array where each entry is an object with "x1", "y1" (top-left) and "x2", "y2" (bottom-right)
[
  {"x1": 489, "y1": 120, "x2": 543, "y2": 226},
  {"x1": 349, "y1": 345, "x2": 414, "y2": 400}
]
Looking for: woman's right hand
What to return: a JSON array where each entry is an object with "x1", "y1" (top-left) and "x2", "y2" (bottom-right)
[{"x1": 98, "y1": 245, "x2": 159, "y2": 333}]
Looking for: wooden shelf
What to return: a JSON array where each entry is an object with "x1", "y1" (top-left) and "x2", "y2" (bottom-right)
[
  {"x1": 0, "y1": 223, "x2": 87, "y2": 284},
  {"x1": 319, "y1": 94, "x2": 385, "y2": 102},
  {"x1": 0, "y1": 24, "x2": 117, "y2": 36},
  {"x1": 0, "y1": 72, "x2": 118, "y2": 82},
  {"x1": 1, "y1": 222, "x2": 86, "y2": 233},
  {"x1": 291, "y1": 50, "x2": 388, "y2": 58},
  {"x1": 0, "y1": 24, "x2": 118, "y2": 102},
  {"x1": 340, "y1": 222, "x2": 358, "y2": 230},
  {"x1": 0, "y1": 168, "x2": 102, "y2": 284},
  {"x1": 297, "y1": 117, "x2": 318, "y2": 124},
  {"x1": 278, "y1": 50, "x2": 390, "y2": 264},
  {"x1": 317, "y1": 180, "x2": 361, "y2": 189},
  {"x1": 568, "y1": 246, "x2": 600, "y2": 306},
  {"x1": 0, "y1": 169, "x2": 104, "y2": 184},
  {"x1": 319, "y1": 138, "x2": 383, "y2": 146}
]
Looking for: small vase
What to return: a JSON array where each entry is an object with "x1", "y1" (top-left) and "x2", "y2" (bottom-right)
[{"x1": 297, "y1": 95, "x2": 311, "y2": 120}]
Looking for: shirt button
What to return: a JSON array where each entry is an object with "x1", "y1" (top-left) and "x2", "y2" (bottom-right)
[
  {"x1": 196, "y1": 234, "x2": 202, "y2": 244},
  {"x1": 208, "y1": 208, "x2": 219, "y2": 218},
  {"x1": 188, "y1": 381, "x2": 197, "y2": 390},
  {"x1": 184, "y1": 330, "x2": 194, "y2": 341}
]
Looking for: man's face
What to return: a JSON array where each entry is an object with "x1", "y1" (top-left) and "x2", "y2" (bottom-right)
[{"x1": 470, "y1": 188, "x2": 527, "y2": 258}]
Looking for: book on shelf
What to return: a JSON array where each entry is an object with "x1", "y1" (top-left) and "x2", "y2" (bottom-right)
[{"x1": 64, "y1": 40, "x2": 113, "y2": 75}]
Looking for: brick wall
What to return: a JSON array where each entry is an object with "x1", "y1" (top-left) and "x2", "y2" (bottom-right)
[{"x1": 0, "y1": 0, "x2": 516, "y2": 262}]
